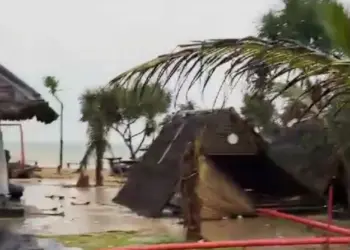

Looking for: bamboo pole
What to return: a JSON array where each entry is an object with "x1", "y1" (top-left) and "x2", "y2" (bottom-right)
[{"x1": 180, "y1": 128, "x2": 205, "y2": 241}]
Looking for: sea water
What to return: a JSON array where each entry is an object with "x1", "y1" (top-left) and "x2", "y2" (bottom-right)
[{"x1": 2, "y1": 141, "x2": 131, "y2": 169}]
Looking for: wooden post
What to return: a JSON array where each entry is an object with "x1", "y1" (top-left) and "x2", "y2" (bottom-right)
[{"x1": 180, "y1": 128, "x2": 205, "y2": 241}]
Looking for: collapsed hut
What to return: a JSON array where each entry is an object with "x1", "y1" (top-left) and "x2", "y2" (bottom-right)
[
  {"x1": 267, "y1": 118, "x2": 349, "y2": 208},
  {"x1": 114, "y1": 108, "x2": 324, "y2": 218}
]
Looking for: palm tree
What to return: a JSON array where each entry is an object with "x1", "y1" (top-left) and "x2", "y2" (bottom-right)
[
  {"x1": 43, "y1": 76, "x2": 64, "y2": 174},
  {"x1": 79, "y1": 88, "x2": 119, "y2": 186}
]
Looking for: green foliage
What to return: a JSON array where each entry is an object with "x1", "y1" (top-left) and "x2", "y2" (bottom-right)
[
  {"x1": 80, "y1": 83, "x2": 171, "y2": 161},
  {"x1": 80, "y1": 88, "x2": 120, "y2": 125},
  {"x1": 79, "y1": 88, "x2": 116, "y2": 184},
  {"x1": 259, "y1": 0, "x2": 350, "y2": 56},
  {"x1": 258, "y1": 0, "x2": 333, "y2": 52},
  {"x1": 317, "y1": 0, "x2": 350, "y2": 56},
  {"x1": 112, "y1": 83, "x2": 172, "y2": 158},
  {"x1": 115, "y1": 83, "x2": 171, "y2": 120},
  {"x1": 43, "y1": 76, "x2": 59, "y2": 95},
  {"x1": 326, "y1": 97, "x2": 350, "y2": 147},
  {"x1": 240, "y1": 94, "x2": 279, "y2": 133}
]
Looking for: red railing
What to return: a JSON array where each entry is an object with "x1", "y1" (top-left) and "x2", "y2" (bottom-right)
[{"x1": 100, "y1": 237, "x2": 350, "y2": 250}]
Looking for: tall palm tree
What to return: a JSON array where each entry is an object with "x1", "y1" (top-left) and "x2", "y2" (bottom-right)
[{"x1": 79, "y1": 88, "x2": 119, "y2": 186}]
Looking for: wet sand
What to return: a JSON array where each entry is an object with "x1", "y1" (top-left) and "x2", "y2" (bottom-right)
[
  {"x1": 5, "y1": 179, "x2": 350, "y2": 249},
  {"x1": 7, "y1": 179, "x2": 182, "y2": 237}
]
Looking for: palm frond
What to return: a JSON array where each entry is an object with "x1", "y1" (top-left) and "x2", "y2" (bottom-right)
[
  {"x1": 317, "y1": 0, "x2": 350, "y2": 57},
  {"x1": 108, "y1": 37, "x2": 350, "y2": 108},
  {"x1": 272, "y1": 82, "x2": 319, "y2": 114}
]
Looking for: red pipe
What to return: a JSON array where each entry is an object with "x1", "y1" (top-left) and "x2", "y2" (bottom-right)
[
  {"x1": 257, "y1": 208, "x2": 350, "y2": 236},
  {"x1": 99, "y1": 237, "x2": 350, "y2": 250}
]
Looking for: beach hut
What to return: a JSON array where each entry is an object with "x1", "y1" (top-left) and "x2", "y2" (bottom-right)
[
  {"x1": 0, "y1": 64, "x2": 58, "y2": 201},
  {"x1": 114, "y1": 108, "x2": 322, "y2": 218},
  {"x1": 0, "y1": 64, "x2": 57, "y2": 122}
]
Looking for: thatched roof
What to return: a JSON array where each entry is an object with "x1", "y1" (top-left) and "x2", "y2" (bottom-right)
[
  {"x1": 115, "y1": 108, "x2": 266, "y2": 216},
  {"x1": 0, "y1": 64, "x2": 58, "y2": 123},
  {"x1": 114, "y1": 108, "x2": 323, "y2": 217},
  {"x1": 163, "y1": 108, "x2": 265, "y2": 155}
]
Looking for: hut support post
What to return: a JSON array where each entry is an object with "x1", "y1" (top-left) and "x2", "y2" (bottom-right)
[
  {"x1": 180, "y1": 129, "x2": 205, "y2": 242},
  {"x1": 0, "y1": 129, "x2": 9, "y2": 196}
]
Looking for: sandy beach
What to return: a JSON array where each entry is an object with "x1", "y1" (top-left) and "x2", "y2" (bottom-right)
[
  {"x1": 8, "y1": 178, "x2": 181, "y2": 250},
  {"x1": 10, "y1": 177, "x2": 350, "y2": 250},
  {"x1": 33, "y1": 167, "x2": 125, "y2": 187}
]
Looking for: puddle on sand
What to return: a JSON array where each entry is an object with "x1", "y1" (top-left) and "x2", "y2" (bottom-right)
[
  {"x1": 4, "y1": 179, "x2": 350, "y2": 249},
  {"x1": 5, "y1": 179, "x2": 182, "y2": 237}
]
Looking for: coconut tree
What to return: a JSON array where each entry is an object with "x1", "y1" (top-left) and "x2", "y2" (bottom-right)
[{"x1": 79, "y1": 88, "x2": 120, "y2": 186}]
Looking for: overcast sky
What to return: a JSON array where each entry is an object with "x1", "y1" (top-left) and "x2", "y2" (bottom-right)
[{"x1": 0, "y1": 0, "x2": 282, "y2": 143}]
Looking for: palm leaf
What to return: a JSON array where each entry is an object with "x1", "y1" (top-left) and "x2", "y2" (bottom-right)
[
  {"x1": 272, "y1": 82, "x2": 319, "y2": 114},
  {"x1": 317, "y1": 0, "x2": 350, "y2": 57},
  {"x1": 108, "y1": 37, "x2": 350, "y2": 109}
]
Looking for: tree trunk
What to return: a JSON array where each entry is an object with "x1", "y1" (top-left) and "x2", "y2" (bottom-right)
[
  {"x1": 75, "y1": 164, "x2": 86, "y2": 173},
  {"x1": 95, "y1": 144, "x2": 104, "y2": 187},
  {"x1": 76, "y1": 168, "x2": 90, "y2": 187},
  {"x1": 180, "y1": 142, "x2": 202, "y2": 242},
  {"x1": 129, "y1": 152, "x2": 136, "y2": 160}
]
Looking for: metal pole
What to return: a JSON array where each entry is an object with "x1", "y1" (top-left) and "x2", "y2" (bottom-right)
[{"x1": 54, "y1": 94, "x2": 64, "y2": 169}]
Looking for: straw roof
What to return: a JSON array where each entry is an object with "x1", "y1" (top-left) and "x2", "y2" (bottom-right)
[
  {"x1": 114, "y1": 108, "x2": 270, "y2": 217},
  {"x1": 0, "y1": 64, "x2": 58, "y2": 123}
]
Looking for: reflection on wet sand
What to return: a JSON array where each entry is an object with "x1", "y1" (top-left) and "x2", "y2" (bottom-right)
[{"x1": 5, "y1": 179, "x2": 183, "y2": 237}]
